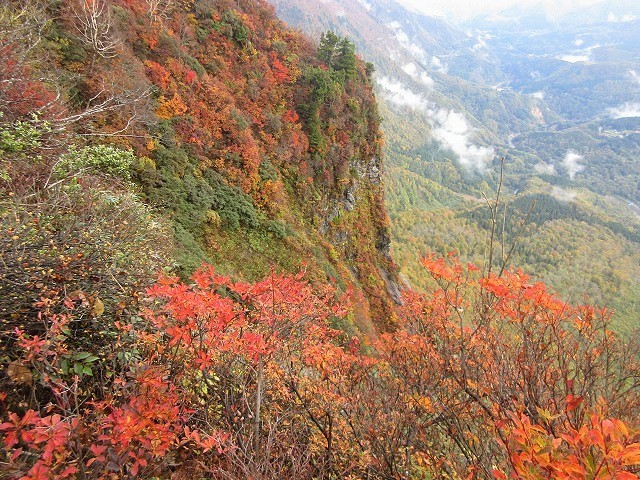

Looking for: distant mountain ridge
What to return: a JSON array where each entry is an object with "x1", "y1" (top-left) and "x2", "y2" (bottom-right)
[{"x1": 467, "y1": 0, "x2": 640, "y2": 28}]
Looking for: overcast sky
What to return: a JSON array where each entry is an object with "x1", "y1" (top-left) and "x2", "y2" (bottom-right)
[{"x1": 394, "y1": 0, "x2": 603, "y2": 20}]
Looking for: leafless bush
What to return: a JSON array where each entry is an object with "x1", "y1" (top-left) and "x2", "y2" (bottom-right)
[
  {"x1": 71, "y1": 0, "x2": 120, "y2": 58},
  {"x1": 145, "y1": 0, "x2": 173, "y2": 24}
]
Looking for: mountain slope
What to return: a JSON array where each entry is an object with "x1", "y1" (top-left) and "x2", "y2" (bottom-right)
[
  {"x1": 2, "y1": 2, "x2": 640, "y2": 479},
  {"x1": 268, "y1": 0, "x2": 640, "y2": 331},
  {"x1": 0, "y1": 0, "x2": 400, "y2": 340}
]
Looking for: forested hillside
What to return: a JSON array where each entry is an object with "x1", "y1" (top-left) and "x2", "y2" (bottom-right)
[
  {"x1": 269, "y1": 0, "x2": 640, "y2": 333},
  {"x1": 0, "y1": 0, "x2": 400, "y2": 335},
  {"x1": 1, "y1": 0, "x2": 640, "y2": 478}
]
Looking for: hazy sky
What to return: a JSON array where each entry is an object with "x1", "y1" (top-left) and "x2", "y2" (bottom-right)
[{"x1": 395, "y1": 0, "x2": 603, "y2": 20}]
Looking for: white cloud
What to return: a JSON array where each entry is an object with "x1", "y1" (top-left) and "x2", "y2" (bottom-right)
[
  {"x1": 408, "y1": 43, "x2": 427, "y2": 60},
  {"x1": 430, "y1": 109, "x2": 494, "y2": 172},
  {"x1": 534, "y1": 162, "x2": 556, "y2": 175},
  {"x1": 562, "y1": 150, "x2": 585, "y2": 180},
  {"x1": 403, "y1": 63, "x2": 418, "y2": 76},
  {"x1": 432, "y1": 109, "x2": 468, "y2": 134},
  {"x1": 557, "y1": 44, "x2": 599, "y2": 64},
  {"x1": 630, "y1": 70, "x2": 640, "y2": 84},
  {"x1": 389, "y1": 28, "x2": 427, "y2": 61},
  {"x1": 376, "y1": 77, "x2": 429, "y2": 110},
  {"x1": 395, "y1": 29, "x2": 409, "y2": 44},
  {"x1": 356, "y1": 0, "x2": 372, "y2": 11},
  {"x1": 387, "y1": 23, "x2": 428, "y2": 61},
  {"x1": 471, "y1": 38, "x2": 486, "y2": 52},
  {"x1": 558, "y1": 54, "x2": 590, "y2": 63},
  {"x1": 431, "y1": 56, "x2": 448, "y2": 73},
  {"x1": 551, "y1": 186, "x2": 577, "y2": 202},
  {"x1": 486, "y1": 14, "x2": 518, "y2": 22},
  {"x1": 402, "y1": 63, "x2": 435, "y2": 87},
  {"x1": 531, "y1": 91, "x2": 545, "y2": 100},
  {"x1": 608, "y1": 12, "x2": 638, "y2": 22},
  {"x1": 574, "y1": 39, "x2": 584, "y2": 47},
  {"x1": 420, "y1": 72, "x2": 435, "y2": 87},
  {"x1": 376, "y1": 77, "x2": 492, "y2": 172},
  {"x1": 607, "y1": 102, "x2": 640, "y2": 119},
  {"x1": 336, "y1": 9, "x2": 346, "y2": 17}
]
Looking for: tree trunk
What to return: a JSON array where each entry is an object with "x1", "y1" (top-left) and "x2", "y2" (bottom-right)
[{"x1": 253, "y1": 356, "x2": 263, "y2": 451}]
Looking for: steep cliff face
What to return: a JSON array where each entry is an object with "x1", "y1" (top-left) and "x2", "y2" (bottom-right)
[{"x1": 1, "y1": 0, "x2": 398, "y2": 332}]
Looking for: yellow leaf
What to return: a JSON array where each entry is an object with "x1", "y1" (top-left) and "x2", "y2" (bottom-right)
[{"x1": 91, "y1": 297, "x2": 105, "y2": 317}]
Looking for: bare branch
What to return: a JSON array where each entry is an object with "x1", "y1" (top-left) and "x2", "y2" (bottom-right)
[
  {"x1": 145, "y1": 0, "x2": 173, "y2": 24},
  {"x1": 71, "y1": 0, "x2": 120, "y2": 58},
  {"x1": 51, "y1": 83, "x2": 152, "y2": 131}
]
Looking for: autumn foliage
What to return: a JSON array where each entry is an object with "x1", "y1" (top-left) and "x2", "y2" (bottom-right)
[
  {"x1": 1, "y1": 267, "x2": 343, "y2": 478},
  {"x1": 1, "y1": 0, "x2": 639, "y2": 478},
  {"x1": 2, "y1": 255, "x2": 639, "y2": 479},
  {"x1": 497, "y1": 409, "x2": 640, "y2": 479},
  {"x1": 1, "y1": 0, "x2": 398, "y2": 332}
]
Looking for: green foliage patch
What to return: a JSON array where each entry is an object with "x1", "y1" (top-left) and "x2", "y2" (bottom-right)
[{"x1": 54, "y1": 145, "x2": 135, "y2": 181}]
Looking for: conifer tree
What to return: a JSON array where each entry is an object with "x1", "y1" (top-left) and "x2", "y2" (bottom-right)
[
  {"x1": 336, "y1": 38, "x2": 357, "y2": 78},
  {"x1": 317, "y1": 31, "x2": 340, "y2": 67}
]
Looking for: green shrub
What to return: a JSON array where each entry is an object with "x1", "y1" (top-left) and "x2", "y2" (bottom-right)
[
  {"x1": 205, "y1": 170, "x2": 260, "y2": 229},
  {"x1": 0, "y1": 115, "x2": 46, "y2": 156},
  {"x1": 54, "y1": 145, "x2": 135, "y2": 181},
  {"x1": 184, "y1": 54, "x2": 206, "y2": 76}
]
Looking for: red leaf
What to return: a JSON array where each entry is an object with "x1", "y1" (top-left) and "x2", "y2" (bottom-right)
[{"x1": 566, "y1": 394, "x2": 584, "y2": 412}]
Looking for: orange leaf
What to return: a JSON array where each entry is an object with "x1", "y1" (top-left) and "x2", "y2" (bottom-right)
[{"x1": 492, "y1": 469, "x2": 507, "y2": 480}]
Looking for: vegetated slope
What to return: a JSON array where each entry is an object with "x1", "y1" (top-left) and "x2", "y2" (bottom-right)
[
  {"x1": 2, "y1": 3, "x2": 640, "y2": 479},
  {"x1": 269, "y1": 0, "x2": 640, "y2": 332},
  {"x1": 0, "y1": 0, "x2": 400, "y2": 336}
]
